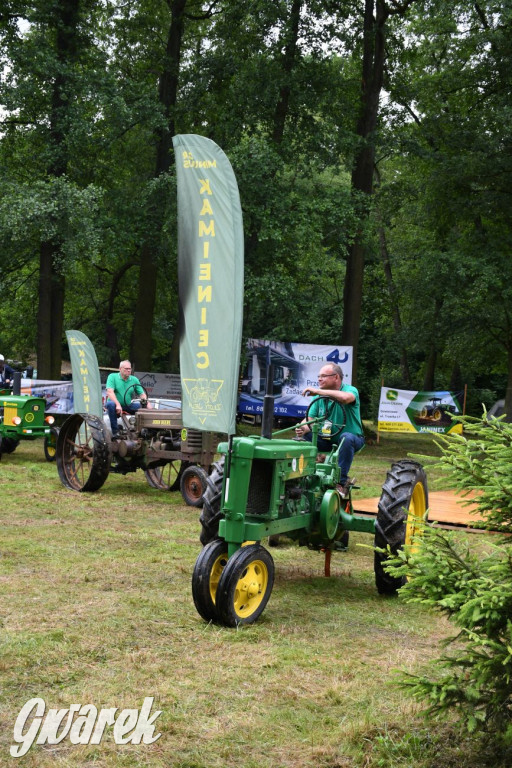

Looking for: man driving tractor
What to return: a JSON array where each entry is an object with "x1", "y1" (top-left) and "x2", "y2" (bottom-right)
[{"x1": 296, "y1": 363, "x2": 365, "y2": 496}]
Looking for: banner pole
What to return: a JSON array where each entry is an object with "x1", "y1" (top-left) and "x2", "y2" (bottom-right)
[
  {"x1": 462, "y1": 383, "x2": 467, "y2": 415},
  {"x1": 376, "y1": 378, "x2": 383, "y2": 445}
]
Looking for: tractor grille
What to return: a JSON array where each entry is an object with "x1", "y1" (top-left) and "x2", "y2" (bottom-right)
[
  {"x1": 4, "y1": 406, "x2": 17, "y2": 424},
  {"x1": 246, "y1": 459, "x2": 273, "y2": 516},
  {"x1": 185, "y1": 429, "x2": 203, "y2": 451}
]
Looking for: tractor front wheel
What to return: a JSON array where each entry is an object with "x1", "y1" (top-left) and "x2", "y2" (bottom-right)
[
  {"x1": 180, "y1": 465, "x2": 209, "y2": 507},
  {"x1": 374, "y1": 460, "x2": 428, "y2": 595},
  {"x1": 144, "y1": 460, "x2": 185, "y2": 491},
  {"x1": 199, "y1": 457, "x2": 225, "y2": 544},
  {"x1": 56, "y1": 413, "x2": 111, "y2": 492},
  {"x1": 44, "y1": 426, "x2": 59, "y2": 462},
  {"x1": 191, "y1": 539, "x2": 229, "y2": 622},
  {"x1": 215, "y1": 544, "x2": 275, "y2": 627}
]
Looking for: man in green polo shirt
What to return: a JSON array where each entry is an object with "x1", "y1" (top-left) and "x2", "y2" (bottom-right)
[
  {"x1": 106, "y1": 360, "x2": 149, "y2": 437},
  {"x1": 295, "y1": 362, "x2": 364, "y2": 496}
]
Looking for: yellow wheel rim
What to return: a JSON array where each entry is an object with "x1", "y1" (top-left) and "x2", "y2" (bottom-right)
[
  {"x1": 209, "y1": 551, "x2": 228, "y2": 605},
  {"x1": 405, "y1": 481, "x2": 427, "y2": 550},
  {"x1": 233, "y1": 560, "x2": 269, "y2": 619}
]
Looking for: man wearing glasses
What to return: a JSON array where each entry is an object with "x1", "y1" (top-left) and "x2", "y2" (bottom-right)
[
  {"x1": 106, "y1": 360, "x2": 150, "y2": 438},
  {"x1": 295, "y1": 363, "x2": 364, "y2": 497}
]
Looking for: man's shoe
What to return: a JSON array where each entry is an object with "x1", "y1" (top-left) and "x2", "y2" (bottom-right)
[{"x1": 336, "y1": 478, "x2": 356, "y2": 498}]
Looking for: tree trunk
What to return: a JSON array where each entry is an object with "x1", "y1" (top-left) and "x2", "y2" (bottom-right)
[
  {"x1": 131, "y1": 0, "x2": 186, "y2": 370},
  {"x1": 377, "y1": 222, "x2": 412, "y2": 388},
  {"x1": 341, "y1": 0, "x2": 417, "y2": 382},
  {"x1": 36, "y1": 0, "x2": 81, "y2": 380}
]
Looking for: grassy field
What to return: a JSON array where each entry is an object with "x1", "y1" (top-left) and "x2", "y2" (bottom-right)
[{"x1": 0, "y1": 428, "x2": 496, "y2": 767}]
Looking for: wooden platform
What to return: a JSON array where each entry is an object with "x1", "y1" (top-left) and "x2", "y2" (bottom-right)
[{"x1": 353, "y1": 490, "x2": 486, "y2": 531}]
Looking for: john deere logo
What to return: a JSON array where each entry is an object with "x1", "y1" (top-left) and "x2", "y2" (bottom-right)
[
  {"x1": 181, "y1": 428, "x2": 187, "y2": 441},
  {"x1": 25, "y1": 413, "x2": 35, "y2": 423},
  {"x1": 386, "y1": 390, "x2": 398, "y2": 401}
]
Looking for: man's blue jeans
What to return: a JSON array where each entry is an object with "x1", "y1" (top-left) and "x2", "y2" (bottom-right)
[
  {"x1": 106, "y1": 400, "x2": 141, "y2": 434},
  {"x1": 304, "y1": 431, "x2": 365, "y2": 485}
]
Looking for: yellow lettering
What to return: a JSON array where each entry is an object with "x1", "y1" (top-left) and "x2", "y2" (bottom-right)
[
  {"x1": 201, "y1": 307, "x2": 207, "y2": 325},
  {"x1": 198, "y1": 330, "x2": 209, "y2": 347},
  {"x1": 200, "y1": 199, "x2": 213, "y2": 216},
  {"x1": 199, "y1": 179, "x2": 212, "y2": 195},
  {"x1": 203, "y1": 241, "x2": 210, "y2": 259},
  {"x1": 80, "y1": 367, "x2": 88, "y2": 376},
  {"x1": 199, "y1": 263, "x2": 211, "y2": 281},
  {"x1": 197, "y1": 352, "x2": 209, "y2": 369},
  {"x1": 198, "y1": 285, "x2": 212, "y2": 303},
  {"x1": 199, "y1": 220, "x2": 215, "y2": 237}
]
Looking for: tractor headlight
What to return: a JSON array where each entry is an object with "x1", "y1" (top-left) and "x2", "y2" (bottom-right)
[
  {"x1": 12, "y1": 416, "x2": 22, "y2": 425},
  {"x1": 45, "y1": 415, "x2": 55, "y2": 425}
]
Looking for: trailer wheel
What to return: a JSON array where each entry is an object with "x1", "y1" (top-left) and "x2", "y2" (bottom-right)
[
  {"x1": 216, "y1": 544, "x2": 275, "y2": 627},
  {"x1": 44, "y1": 426, "x2": 59, "y2": 462},
  {"x1": 180, "y1": 465, "x2": 209, "y2": 507},
  {"x1": 374, "y1": 460, "x2": 428, "y2": 595},
  {"x1": 191, "y1": 539, "x2": 229, "y2": 622},
  {"x1": 199, "y1": 457, "x2": 225, "y2": 545},
  {"x1": 0, "y1": 436, "x2": 19, "y2": 455},
  {"x1": 56, "y1": 413, "x2": 111, "y2": 492},
  {"x1": 144, "y1": 460, "x2": 185, "y2": 491}
]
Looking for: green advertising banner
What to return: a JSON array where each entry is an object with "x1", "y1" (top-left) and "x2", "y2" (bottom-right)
[
  {"x1": 173, "y1": 134, "x2": 244, "y2": 435},
  {"x1": 378, "y1": 387, "x2": 464, "y2": 434},
  {"x1": 66, "y1": 330, "x2": 103, "y2": 418}
]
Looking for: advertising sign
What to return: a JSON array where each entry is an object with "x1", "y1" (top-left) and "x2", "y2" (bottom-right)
[
  {"x1": 66, "y1": 330, "x2": 103, "y2": 418},
  {"x1": 378, "y1": 388, "x2": 464, "y2": 434},
  {"x1": 238, "y1": 339, "x2": 353, "y2": 420},
  {"x1": 173, "y1": 134, "x2": 244, "y2": 435}
]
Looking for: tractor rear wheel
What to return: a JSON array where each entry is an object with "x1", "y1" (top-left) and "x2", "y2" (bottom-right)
[
  {"x1": 0, "y1": 436, "x2": 19, "y2": 455},
  {"x1": 44, "y1": 426, "x2": 59, "y2": 462},
  {"x1": 199, "y1": 457, "x2": 225, "y2": 545},
  {"x1": 180, "y1": 465, "x2": 209, "y2": 507},
  {"x1": 144, "y1": 460, "x2": 185, "y2": 491},
  {"x1": 56, "y1": 413, "x2": 111, "y2": 492},
  {"x1": 215, "y1": 544, "x2": 275, "y2": 627},
  {"x1": 374, "y1": 460, "x2": 428, "y2": 595},
  {"x1": 191, "y1": 538, "x2": 229, "y2": 622}
]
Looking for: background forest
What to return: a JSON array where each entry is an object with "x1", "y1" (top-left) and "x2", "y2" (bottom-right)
[{"x1": 0, "y1": 0, "x2": 511, "y2": 420}]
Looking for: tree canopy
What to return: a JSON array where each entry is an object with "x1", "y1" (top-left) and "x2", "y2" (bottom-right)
[{"x1": 0, "y1": 0, "x2": 510, "y2": 417}]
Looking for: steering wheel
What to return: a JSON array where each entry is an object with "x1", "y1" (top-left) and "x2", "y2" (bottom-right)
[
  {"x1": 121, "y1": 383, "x2": 149, "y2": 409},
  {"x1": 305, "y1": 396, "x2": 346, "y2": 439}
]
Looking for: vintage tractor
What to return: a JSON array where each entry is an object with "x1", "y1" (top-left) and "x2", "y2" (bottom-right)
[
  {"x1": 192, "y1": 385, "x2": 428, "y2": 627},
  {"x1": 0, "y1": 375, "x2": 58, "y2": 461},
  {"x1": 419, "y1": 397, "x2": 458, "y2": 422},
  {"x1": 55, "y1": 397, "x2": 219, "y2": 505}
]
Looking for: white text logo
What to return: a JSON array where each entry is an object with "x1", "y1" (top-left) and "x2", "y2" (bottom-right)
[{"x1": 11, "y1": 697, "x2": 162, "y2": 758}]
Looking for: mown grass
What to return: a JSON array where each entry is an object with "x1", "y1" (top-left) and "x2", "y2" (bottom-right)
[{"x1": 0, "y1": 428, "x2": 497, "y2": 767}]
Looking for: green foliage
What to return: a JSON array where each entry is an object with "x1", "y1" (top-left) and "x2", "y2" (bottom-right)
[
  {"x1": 385, "y1": 411, "x2": 512, "y2": 743},
  {"x1": 422, "y1": 413, "x2": 512, "y2": 533}
]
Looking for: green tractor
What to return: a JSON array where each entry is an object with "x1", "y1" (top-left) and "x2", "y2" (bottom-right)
[
  {"x1": 192, "y1": 383, "x2": 428, "y2": 627},
  {"x1": 0, "y1": 376, "x2": 58, "y2": 461}
]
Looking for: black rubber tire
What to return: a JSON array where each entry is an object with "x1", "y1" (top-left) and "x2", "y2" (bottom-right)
[
  {"x1": 199, "y1": 457, "x2": 225, "y2": 545},
  {"x1": 180, "y1": 465, "x2": 209, "y2": 507},
  {"x1": 305, "y1": 396, "x2": 346, "y2": 439},
  {"x1": 374, "y1": 459, "x2": 428, "y2": 595},
  {"x1": 216, "y1": 544, "x2": 275, "y2": 627},
  {"x1": 56, "y1": 413, "x2": 111, "y2": 492},
  {"x1": 144, "y1": 460, "x2": 186, "y2": 491},
  {"x1": 191, "y1": 539, "x2": 229, "y2": 623},
  {"x1": 43, "y1": 426, "x2": 59, "y2": 462},
  {"x1": 0, "y1": 436, "x2": 19, "y2": 455}
]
